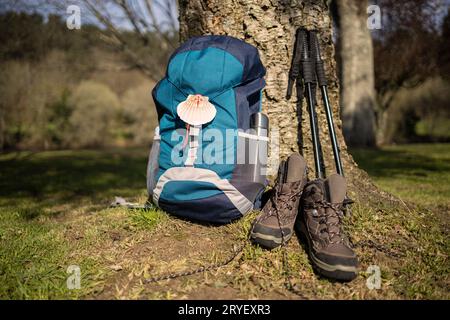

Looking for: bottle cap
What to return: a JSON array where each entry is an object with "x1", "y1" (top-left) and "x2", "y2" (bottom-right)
[{"x1": 250, "y1": 113, "x2": 269, "y2": 130}]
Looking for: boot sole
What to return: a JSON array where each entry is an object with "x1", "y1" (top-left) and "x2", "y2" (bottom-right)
[
  {"x1": 250, "y1": 229, "x2": 293, "y2": 249},
  {"x1": 296, "y1": 220, "x2": 358, "y2": 281}
]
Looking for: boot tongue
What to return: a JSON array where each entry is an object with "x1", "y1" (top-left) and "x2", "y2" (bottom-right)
[
  {"x1": 280, "y1": 184, "x2": 291, "y2": 193},
  {"x1": 325, "y1": 174, "x2": 346, "y2": 203},
  {"x1": 280, "y1": 181, "x2": 301, "y2": 194},
  {"x1": 324, "y1": 174, "x2": 346, "y2": 242}
]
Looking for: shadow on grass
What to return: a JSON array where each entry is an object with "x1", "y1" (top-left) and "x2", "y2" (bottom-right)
[
  {"x1": 350, "y1": 144, "x2": 450, "y2": 179},
  {"x1": 0, "y1": 148, "x2": 149, "y2": 209}
]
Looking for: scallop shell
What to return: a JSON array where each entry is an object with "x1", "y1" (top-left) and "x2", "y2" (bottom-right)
[{"x1": 176, "y1": 94, "x2": 216, "y2": 126}]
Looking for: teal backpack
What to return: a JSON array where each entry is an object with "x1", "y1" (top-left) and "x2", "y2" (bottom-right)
[{"x1": 147, "y1": 35, "x2": 269, "y2": 224}]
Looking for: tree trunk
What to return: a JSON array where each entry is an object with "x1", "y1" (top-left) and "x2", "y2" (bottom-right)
[
  {"x1": 336, "y1": 0, "x2": 377, "y2": 147},
  {"x1": 179, "y1": 0, "x2": 376, "y2": 196},
  {"x1": 0, "y1": 110, "x2": 4, "y2": 151}
]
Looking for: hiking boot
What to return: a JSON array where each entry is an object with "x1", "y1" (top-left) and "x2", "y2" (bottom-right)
[
  {"x1": 250, "y1": 153, "x2": 307, "y2": 249},
  {"x1": 296, "y1": 174, "x2": 358, "y2": 281}
]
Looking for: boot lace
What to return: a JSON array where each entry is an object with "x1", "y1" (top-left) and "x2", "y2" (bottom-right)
[
  {"x1": 265, "y1": 181, "x2": 303, "y2": 224},
  {"x1": 305, "y1": 199, "x2": 346, "y2": 244}
]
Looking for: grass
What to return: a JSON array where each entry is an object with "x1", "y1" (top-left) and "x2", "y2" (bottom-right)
[
  {"x1": 351, "y1": 143, "x2": 450, "y2": 207},
  {"x1": 0, "y1": 148, "x2": 160, "y2": 299},
  {"x1": 0, "y1": 144, "x2": 448, "y2": 299}
]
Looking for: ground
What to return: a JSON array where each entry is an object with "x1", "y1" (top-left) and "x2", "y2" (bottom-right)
[{"x1": 0, "y1": 144, "x2": 448, "y2": 299}]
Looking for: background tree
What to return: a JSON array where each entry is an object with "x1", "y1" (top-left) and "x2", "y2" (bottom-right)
[
  {"x1": 3, "y1": 0, "x2": 179, "y2": 81},
  {"x1": 80, "y1": 0, "x2": 179, "y2": 81},
  {"x1": 0, "y1": 8, "x2": 159, "y2": 150},
  {"x1": 333, "y1": 0, "x2": 377, "y2": 148},
  {"x1": 438, "y1": 7, "x2": 450, "y2": 80},
  {"x1": 372, "y1": 0, "x2": 444, "y2": 144}
]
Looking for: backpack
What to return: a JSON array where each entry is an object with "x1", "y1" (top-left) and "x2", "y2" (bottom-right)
[{"x1": 147, "y1": 35, "x2": 268, "y2": 224}]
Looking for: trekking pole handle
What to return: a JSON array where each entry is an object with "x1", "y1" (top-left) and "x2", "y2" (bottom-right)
[
  {"x1": 310, "y1": 31, "x2": 328, "y2": 87},
  {"x1": 287, "y1": 29, "x2": 304, "y2": 100},
  {"x1": 300, "y1": 30, "x2": 315, "y2": 84}
]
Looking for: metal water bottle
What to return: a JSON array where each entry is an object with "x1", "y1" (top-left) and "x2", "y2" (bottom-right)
[
  {"x1": 146, "y1": 126, "x2": 160, "y2": 198},
  {"x1": 250, "y1": 113, "x2": 269, "y2": 184}
]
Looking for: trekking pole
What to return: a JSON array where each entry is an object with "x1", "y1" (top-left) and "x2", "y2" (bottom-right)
[
  {"x1": 287, "y1": 28, "x2": 324, "y2": 179},
  {"x1": 300, "y1": 30, "x2": 324, "y2": 179},
  {"x1": 287, "y1": 29, "x2": 304, "y2": 101},
  {"x1": 309, "y1": 30, "x2": 344, "y2": 176}
]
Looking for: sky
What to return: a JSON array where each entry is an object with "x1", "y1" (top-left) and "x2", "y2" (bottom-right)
[{"x1": 0, "y1": 0, "x2": 179, "y2": 31}]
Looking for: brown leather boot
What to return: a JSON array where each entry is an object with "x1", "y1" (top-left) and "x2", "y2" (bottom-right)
[
  {"x1": 296, "y1": 174, "x2": 358, "y2": 281},
  {"x1": 250, "y1": 153, "x2": 307, "y2": 249}
]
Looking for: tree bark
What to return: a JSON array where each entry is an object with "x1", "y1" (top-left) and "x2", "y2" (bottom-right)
[
  {"x1": 336, "y1": 0, "x2": 377, "y2": 147},
  {"x1": 179, "y1": 0, "x2": 376, "y2": 196}
]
